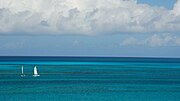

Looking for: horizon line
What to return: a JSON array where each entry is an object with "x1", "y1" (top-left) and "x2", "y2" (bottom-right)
[{"x1": 0, "y1": 56, "x2": 179, "y2": 59}]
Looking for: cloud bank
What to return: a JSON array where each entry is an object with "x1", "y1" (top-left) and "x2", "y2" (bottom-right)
[
  {"x1": 121, "y1": 33, "x2": 180, "y2": 47},
  {"x1": 0, "y1": 0, "x2": 180, "y2": 35}
]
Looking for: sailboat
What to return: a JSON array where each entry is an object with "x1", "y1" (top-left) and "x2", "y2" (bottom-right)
[
  {"x1": 33, "y1": 66, "x2": 40, "y2": 77},
  {"x1": 21, "y1": 66, "x2": 26, "y2": 77}
]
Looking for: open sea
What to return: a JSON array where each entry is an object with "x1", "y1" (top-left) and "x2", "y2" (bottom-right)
[{"x1": 0, "y1": 57, "x2": 180, "y2": 101}]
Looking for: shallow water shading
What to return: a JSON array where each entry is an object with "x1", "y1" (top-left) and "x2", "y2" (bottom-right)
[{"x1": 0, "y1": 57, "x2": 180, "y2": 101}]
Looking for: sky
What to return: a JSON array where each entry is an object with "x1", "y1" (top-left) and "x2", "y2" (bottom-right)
[{"x1": 0, "y1": 0, "x2": 180, "y2": 57}]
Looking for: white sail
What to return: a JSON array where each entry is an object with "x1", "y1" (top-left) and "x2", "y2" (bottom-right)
[
  {"x1": 34, "y1": 66, "x2": 38, "y2": 75},
  {"x1": 21, "y1": 65, "x2": 25, "y2": 77},
  {"x1": 21, "y1": 66, "x2": 24, "y2": 74},
  {"x1": 33, "y1": 66, "x2": 40, "y2": 77}
]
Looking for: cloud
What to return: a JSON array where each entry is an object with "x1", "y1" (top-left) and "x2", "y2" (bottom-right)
[
  {"x1": 0, "y1": 0, "x2": 180, "y2": 35},
  {"x1": 121, "y1": 33, "x2": 180, "y2": 47},
  {"x1": 173, "y1": 0, "x2": 180, "y2": 15},
  {"x1": 0, "y1": 42, "x2": 24, "y2": 49},
  {"x1": 175, "y1": 37, "x2": 180, "y2": 45},
  {"x1": 121, "y1": 37, "x2": 140, "y2": 46}
]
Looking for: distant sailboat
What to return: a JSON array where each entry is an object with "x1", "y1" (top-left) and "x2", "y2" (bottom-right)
[
  {"x1": 33, "y1": 66, "x2": 40, "y2": 77},
  {"x1": 21, "y1": 66, "x2": 25, "y2": 77}
]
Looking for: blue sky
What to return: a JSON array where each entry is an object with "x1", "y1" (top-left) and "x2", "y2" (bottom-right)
[
  {"x1": 0, "y1": 35, "x2": 179, "y2": 57},
  {"x1": 138, "y1": 0, "x2": 177, "y2": 9},
  {"x1": 0, "y1": 0, "x2": 180, "y2": 57}
]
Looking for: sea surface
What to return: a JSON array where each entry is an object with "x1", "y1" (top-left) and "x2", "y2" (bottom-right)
[{"x1": 0, "y1": 57, "x2": 180, "y2": 101}]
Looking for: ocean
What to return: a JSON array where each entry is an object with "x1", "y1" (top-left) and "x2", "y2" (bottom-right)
[{"x1": 0, "y1": 57, "x2": 180, "y2": 101}]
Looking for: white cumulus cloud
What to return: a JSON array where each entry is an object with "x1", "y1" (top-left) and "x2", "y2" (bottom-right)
[
  {"x1": 173, "y1": 0, "x2": 180, "y2": 15},
  {"x1": 0, "y1": 0, "x2": 180, "y2": 35}
]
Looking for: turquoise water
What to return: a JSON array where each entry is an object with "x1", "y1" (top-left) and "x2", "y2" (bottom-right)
[{"x1": 0, "y1": 57, "x2": 180, "y2": 101}]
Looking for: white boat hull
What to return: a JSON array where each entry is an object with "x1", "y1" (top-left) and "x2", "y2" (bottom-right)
[
  {"x1": 33, "y1": 75, "x2": 40, "y2": 77},
  {"x1": 21, "y1": 74, "x2": 26, "y2": 77}
]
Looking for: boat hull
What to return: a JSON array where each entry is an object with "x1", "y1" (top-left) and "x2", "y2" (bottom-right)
[
  {"x1": 33, "y1": 75, "x2": 40, "y2": 77},
  {"x1": 21, "y1": 75, "x2": 26, "y2": 77}
]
